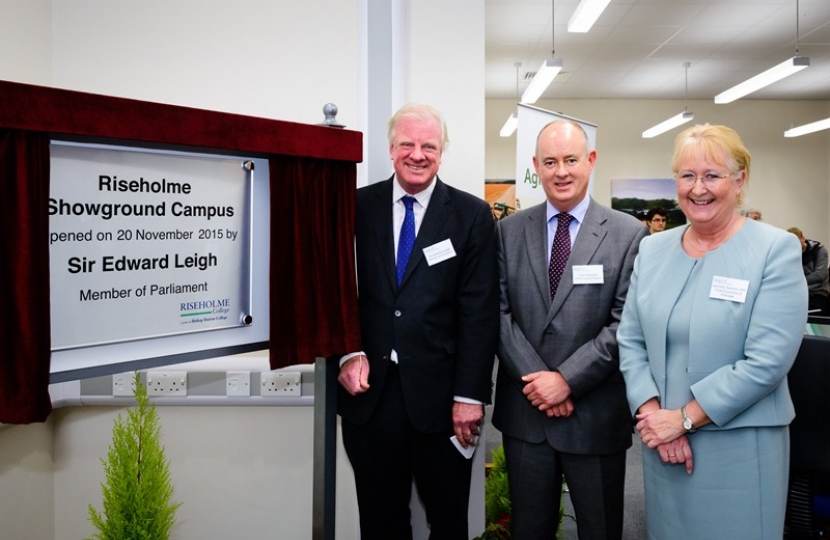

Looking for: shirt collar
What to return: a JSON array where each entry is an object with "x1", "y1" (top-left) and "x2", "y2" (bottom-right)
[
  {"x1": 546, "y1": 194, "x2": 590, "y2": 225},
  {"x1": 392, "y1": 175, "x2": 437, "y2": 208}
]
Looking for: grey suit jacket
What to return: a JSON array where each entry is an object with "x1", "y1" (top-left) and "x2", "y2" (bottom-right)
[{"x1": 493, "y1": 198, "x2": 648, "y2": 454}]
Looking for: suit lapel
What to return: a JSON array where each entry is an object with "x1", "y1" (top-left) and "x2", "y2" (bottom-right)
[
  {"x1": 522, "y1": 204, "x2": 553, "y2": 307},
  {"x1": 399, "y1": 178, "x2": 451, "y2": 288},
  {"x1": 547, "y1": 198, "x2": 607, "y2": 321},
  {"x1": 367, "y1": 177, "x2": 397, "y2": 291}
]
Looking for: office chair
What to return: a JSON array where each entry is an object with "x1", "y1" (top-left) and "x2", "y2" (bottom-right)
[{"x1": 786, "y1": 334, "x2": 830, "y2": 539}]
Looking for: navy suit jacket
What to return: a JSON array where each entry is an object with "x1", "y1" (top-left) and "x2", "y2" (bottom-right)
[{"x1": 337, "y1": 176, "x2": 499, "y2": 433}]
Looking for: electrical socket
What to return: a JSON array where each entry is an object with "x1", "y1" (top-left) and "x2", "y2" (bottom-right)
[
  {"x1": 226, "y1": 371, "x2": 251, "y2": 397},
  {"x1": 112, "y1": 372, "x2": 137, "y2": 397},
  {"x1": 146, "y1": 371, "x2": 188, "y2": 396},
  {"x1": 260, "y1": 371, "x2": 301, "y2": 396}
]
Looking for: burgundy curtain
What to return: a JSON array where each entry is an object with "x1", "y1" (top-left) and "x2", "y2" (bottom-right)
[
  {"x1": 269, "y1": 155, "x2": 362, "y2": 368},
  {"x1": 0, "y1": 129, "x2": 52, "y2": 423},
  {"x1": 0, "y1": 82, "x2": 364, "y2": 420}
]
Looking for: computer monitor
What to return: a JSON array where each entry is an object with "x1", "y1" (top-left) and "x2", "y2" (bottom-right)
[{"x1": 806, "y1": 314, "x2": 830, "y2": 339}]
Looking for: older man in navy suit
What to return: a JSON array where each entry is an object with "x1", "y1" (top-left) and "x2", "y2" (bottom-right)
[
  {"x1": 494, "y1": 120, "x2": 647, "y2": 540},
  {"x1": 337, "y1": 103, "x2": 499, "y2": 540}
]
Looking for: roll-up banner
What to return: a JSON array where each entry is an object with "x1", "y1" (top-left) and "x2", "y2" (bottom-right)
[
  {"x1": 49, "y1": 142, "x2": 253, "y2": 350},
  {"x1": 514, "y1": 104, "x2": 598, "y2": 211}
]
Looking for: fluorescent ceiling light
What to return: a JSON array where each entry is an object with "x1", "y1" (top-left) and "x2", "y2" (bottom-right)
[
  {"x1": 642, "y1": 111, "x2": 694, "y2": 139},
  {"x1": 568, "y1": 0, "x2": 611, "y2": 33},
  {"x1": 500, "y1": 112, "x2": 519, "y2": 137},
  {"x1": 521, "y1": 58, "x2": 563, "y2": 104},
  {"x1": 643, "y1": 62, "x2": 694, "y2": 139},
  {"x1": 784, "y1": 117, "x2": 830, "y2": 138},
  {"x1": 714, "y1": 56, "x2": 810, "y2": 104}
]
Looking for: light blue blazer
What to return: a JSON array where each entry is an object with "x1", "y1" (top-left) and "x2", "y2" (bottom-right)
[{"x1": 618, "y1": 219, "x2": 808, "y2": 429}]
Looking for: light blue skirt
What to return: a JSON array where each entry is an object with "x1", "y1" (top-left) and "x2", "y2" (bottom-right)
[{"x1": 642, "y1": 425, "x2": 789, "y2": 540}]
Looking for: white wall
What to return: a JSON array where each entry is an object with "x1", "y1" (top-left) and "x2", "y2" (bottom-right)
[
  {"x1": 358, "y1": 0, "x2": 485, "y2": 198},
  {"x1": 51, "y1": 404, "x2": 359, "y2": 540},
  {"x1": 487, "y1": 98, "x2": 830, "y2": 243},
  {"x1": 42, "y1": 0, "x2": 486, "y2": 199},
  {"x1": 0, "y1": 421, "x2": 55, "y2": 540},
  {"x1": 0, "y1": 0, "x2": 51, "y2": 84},
  {"x1": 0, "y1": 1, "x2": 365, "y2": 531},
  {"x1": 3, "y1": 0, "x2": 828, "y2": 538},
  {"x1": 406, "y1": 1, "x2": 485, "y2": 198},
  {"x1": 0, "y1": 1, "x2": 488, "y2": 538},
  {"x1": 50, "y1": 0, "x2": 360, "y2": 128}
]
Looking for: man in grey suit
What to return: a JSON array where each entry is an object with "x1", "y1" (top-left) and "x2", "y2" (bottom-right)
[{"x1": 493, "y1": 120, "x2": 647, "y2": 540}]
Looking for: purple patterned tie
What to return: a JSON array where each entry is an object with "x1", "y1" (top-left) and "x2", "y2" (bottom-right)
[
  {"x1": 549, "y1": 213, "x2": 573, "y2": 300},
  {"x1": 396, "y1": 196, "x2": 416, "y2": 286}
]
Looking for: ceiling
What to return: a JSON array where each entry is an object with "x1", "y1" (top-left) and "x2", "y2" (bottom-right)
[{"x1": 485, "y1": 0, "x2": 830, "y2": 101}]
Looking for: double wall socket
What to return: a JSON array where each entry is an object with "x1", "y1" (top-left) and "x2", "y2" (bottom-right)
[
  {"x1": 146, "y1": 371, "x2": 188, "y2": 396},
  {"x1": 260, "y1": 371, "x2": 301, "y2": 396}
]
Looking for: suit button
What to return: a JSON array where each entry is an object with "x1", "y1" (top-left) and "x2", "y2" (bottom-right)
[{"x1": 394, "y1": 310, "x2": 402, "y2": 317}]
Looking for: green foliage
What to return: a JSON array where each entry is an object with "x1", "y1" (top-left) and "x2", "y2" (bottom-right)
[
  {"x1": 484, "y1": 444, "x2": 511, "y2": 526},
  {"x1": 87, "y1": 372, "x2": 182, "y2": 540},
  {"x1": 474, "y1": 445, "x2": 511, "y2": 540}
]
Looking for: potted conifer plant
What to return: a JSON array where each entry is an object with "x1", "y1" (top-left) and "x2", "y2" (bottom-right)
[{"x1": 86, "y1": 372, "x2": 182, "y2": 540}]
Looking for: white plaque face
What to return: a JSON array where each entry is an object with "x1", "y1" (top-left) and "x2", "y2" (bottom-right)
[{"x1": 49, "y1": 142, "x2": 253, "y2": 350}]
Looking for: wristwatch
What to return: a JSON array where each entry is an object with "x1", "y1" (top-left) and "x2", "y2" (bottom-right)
[{"x1": 681, "y1": 405, "x2": 696, "y2": 433}]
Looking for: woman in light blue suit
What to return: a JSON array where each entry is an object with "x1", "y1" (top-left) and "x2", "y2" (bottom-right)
[{"x1": 618, "y1": 124, "x2": 808, "y2": 539}]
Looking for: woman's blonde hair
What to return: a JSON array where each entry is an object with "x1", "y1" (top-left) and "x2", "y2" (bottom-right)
[{"x1": 671, "y1": 124, "x2": 751, "y2": 206}]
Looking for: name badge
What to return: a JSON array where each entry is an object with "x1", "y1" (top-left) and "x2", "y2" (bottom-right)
[
  {"x1": 572, "y1": 265, "x2": 604, "y2": 284},
  {"x1": 709, "y1": 276, "x2": 749, "y2": 303},
  {"x1": 423, "y1": 239, "x2": 456, "y2": 266}
]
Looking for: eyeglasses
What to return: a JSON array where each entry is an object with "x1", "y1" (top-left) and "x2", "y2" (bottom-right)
[
  {"x1": 676, "y1": 171, "x2": 733, "y2": 186},
  {"x1": 541, "y1": 157, "x2": 584, "y2": 170}
]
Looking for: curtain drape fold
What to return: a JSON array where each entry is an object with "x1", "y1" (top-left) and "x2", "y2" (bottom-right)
[
  {"x1": 0, "y1": 129, "x2": 52, "y2": 423},
  {"x1": 269, "y1": 156, "x2": 362, "y2": 369}
]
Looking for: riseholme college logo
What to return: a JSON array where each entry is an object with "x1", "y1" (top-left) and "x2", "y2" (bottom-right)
[{"x1": 180, "y1": 298, "x2": 231, "y2": 325}]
